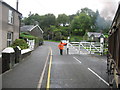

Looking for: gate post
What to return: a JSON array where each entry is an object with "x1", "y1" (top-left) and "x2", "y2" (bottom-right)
[
  {"x1": 79, "y1": 42, "x2": 80, "y2": 54},
  {"x1": 2, "y1": 47, "x2": 15, "y2": 73},
  {"x1": 66, "y1": 37, "x2": 70, "y2": 55},
  {"x1": 67, "y1": 41, "x2": 69, "y2": 55},
  {"x1": 100, "y1": 37, "x2": 104, "y2": 55},
  {"x1": 90, "y1": 42, "x2": 92, "y2": 54}
]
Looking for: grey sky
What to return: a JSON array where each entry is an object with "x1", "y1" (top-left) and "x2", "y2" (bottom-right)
[{"x1": 3, "y1": 0, "x2": 120, "y2": 19}]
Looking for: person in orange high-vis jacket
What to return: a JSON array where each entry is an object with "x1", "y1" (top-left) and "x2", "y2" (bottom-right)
[{"x1": 58, "y1": 42, "x2": 64, "y2": 55}]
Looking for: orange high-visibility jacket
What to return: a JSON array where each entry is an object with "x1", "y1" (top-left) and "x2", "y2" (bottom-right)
[{"x1": 58, "y1": 43, "x2": 64, "y2": 50}]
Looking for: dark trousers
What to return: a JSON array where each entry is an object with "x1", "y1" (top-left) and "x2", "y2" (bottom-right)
[{"x1": 60, "y1": 49, "x2": 63, "y2": 55}]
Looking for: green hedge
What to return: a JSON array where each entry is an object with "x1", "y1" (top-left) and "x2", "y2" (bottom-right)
[
  {"x1": 20, "y1": 32, "x2": 44, "y2": 44},
  {"x1": 20, "y1": 32, "x2": 37, "y2": 40},
  {"x1": 11, "y1": 39, "x2": 29, "y2": 50}
]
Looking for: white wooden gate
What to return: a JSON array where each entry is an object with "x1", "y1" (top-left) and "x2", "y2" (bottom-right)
[
  {"x1": 27, "y1": 39, "x2": 35, "y2": 50},
  {"x1": 68, "y1": 41, "x2": 104, "y2": 55}
]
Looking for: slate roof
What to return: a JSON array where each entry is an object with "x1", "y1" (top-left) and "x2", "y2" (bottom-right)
[
  {"x1": 87, "y1": 32, "x2": 104, "y2": 38},
  {"x1": 20, "y1": 25, "x2": 44, "y2": 33},
  {"x1": 20, "y1": 25, "x2": 34, "y2": 32}
]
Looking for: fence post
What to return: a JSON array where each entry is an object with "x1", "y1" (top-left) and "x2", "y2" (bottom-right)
[
  {"x1": 66, "y1": 40, "x2": 69, "y2": 55},
  {"x1": 14, "y1": 46, "x2": 21, "y2": 63},
  {"x1": 90, "y1": 42, "x2": 91, "y2": 54},
  {"x1": 79, "y1": 42, "x2": 80, "y2": 54},
  {"x1": 100, "y1": 37, "x2": 104, "y2": 55},
  {"x1": 66, "y1": 37, "x2": 70, "y2": 55}
]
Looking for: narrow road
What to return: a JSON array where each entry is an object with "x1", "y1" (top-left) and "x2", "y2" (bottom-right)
[{"x1": 2, "y1": 41, "x2": 109, "y2": 88}]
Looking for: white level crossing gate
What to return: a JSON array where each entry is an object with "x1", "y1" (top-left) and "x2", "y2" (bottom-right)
[{"x1": 67, "y1": 42, "x2": 104, "y2": 55}]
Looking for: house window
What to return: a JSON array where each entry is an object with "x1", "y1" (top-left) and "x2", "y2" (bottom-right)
[
  {"x1": 8, "y1": 10, "x2": 14, "y2": 24},
  {"x1": 7, "y1": 32, "x2": 13, "y2": 47}
]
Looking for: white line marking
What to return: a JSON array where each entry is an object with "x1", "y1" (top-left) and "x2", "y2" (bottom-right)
[
  {"x1": 88, "y1": 68, "x2": 109, "y2": 86},
  {"x1": 73, "y1": 57, "x2": 81, "y2": 64}
]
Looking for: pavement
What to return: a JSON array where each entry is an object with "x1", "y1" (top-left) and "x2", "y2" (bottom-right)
[{"x1": 2, "y1": 41, "x2": 109, "y2": 89}]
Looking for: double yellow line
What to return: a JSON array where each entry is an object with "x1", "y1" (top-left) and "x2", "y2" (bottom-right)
[{"x1": 46, "y1": 47, "x2": 53, "y2": 89}]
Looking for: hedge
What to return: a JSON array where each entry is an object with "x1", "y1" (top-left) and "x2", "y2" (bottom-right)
[
  {"x1": 11, "y1": 39, "x2": 29, "y2": 50},
  {"x1": 20, "y1": 32, "x2": 44, "y2": 44}
]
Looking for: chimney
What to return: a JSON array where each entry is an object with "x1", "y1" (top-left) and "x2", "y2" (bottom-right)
[{"x1": 16, "y1": 0, "x2": 18, "y2": 11}]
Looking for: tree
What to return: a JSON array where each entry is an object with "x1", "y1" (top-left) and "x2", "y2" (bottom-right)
[
  {"x1": 71, "y1": 13, "x2": 92, "y2": 36},
  {"x1": 57, "y1": 14, "x2": 69, "y2": 26},
  {"x1": 81, "y1": 8, "x2": 95, "y2": 17},
  {"x1": 42, "y1": 14, "x2": 56, "y2": 27},
  {"x1": 80, "y1": 8, "x2": 97, "y2": 31},
  {"x1": 22, "y1": 14, "x2": 41, "y2": 25}
]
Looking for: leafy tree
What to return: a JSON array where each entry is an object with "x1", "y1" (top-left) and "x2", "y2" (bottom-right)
[
  {"x1": 59, "y1": 26, "x2": 70, "y2": 36},
  {"x1": 22, "y1": 14, "x2": 41, "y2": 25},
  {"x1": 81, "y1": 8, "x2": 95, "y2": 17},
  {"x1": 80, "y1": 8, "x2": 97, "y2": 31},
  {"x1": 57, "y1": 14, "x2": 69, "y2": 26},
  {"x1": 71, "y1": 13, "x2": 92, "y2": 36},
  {"x1": 69, "y1": 14, "x2": 76, "y2": 22},
  {"x1": 42, "y1": 14, "x2": 56, "y2": 27}
]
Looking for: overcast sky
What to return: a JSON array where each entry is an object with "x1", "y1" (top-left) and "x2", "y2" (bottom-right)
[{"x1": 3, "y1": 0, "x2": 120, "y2": 20}]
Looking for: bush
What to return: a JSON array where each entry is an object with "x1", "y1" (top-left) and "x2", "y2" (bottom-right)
[{"x1": 11, "y1": 39, "x2": 29, "y2": 50}]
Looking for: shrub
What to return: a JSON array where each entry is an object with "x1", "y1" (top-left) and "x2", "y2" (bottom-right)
[{"x1": 11, "y1": 39, "x2": 29, "y2": 50}]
